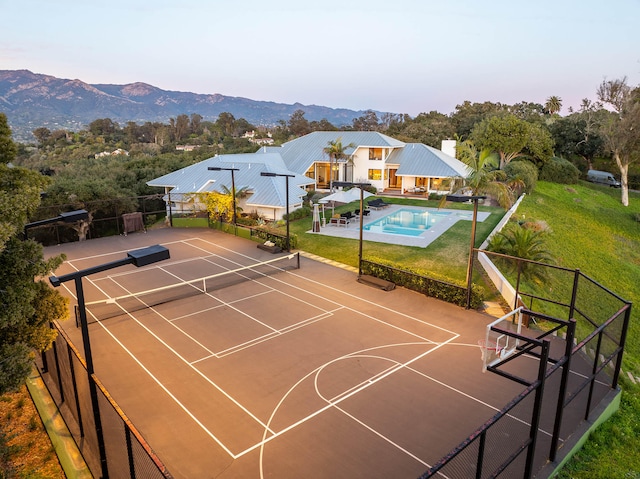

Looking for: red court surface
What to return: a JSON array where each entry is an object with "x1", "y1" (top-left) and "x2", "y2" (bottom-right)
[{"x1": 45, "y1": 228, "x2": 545, "y2": 479}]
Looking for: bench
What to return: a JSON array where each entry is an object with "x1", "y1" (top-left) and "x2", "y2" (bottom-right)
[
  {"x1": 357, "y1": 274, "x2": 396, "y2": 291},
  {"x1": 257, "y1": 243, "x2": 282, "y2": 254}
]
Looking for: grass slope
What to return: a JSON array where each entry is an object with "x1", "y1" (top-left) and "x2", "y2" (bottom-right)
[{"x1": 518, "y1": 181, "x2": 640, "y2": 478}]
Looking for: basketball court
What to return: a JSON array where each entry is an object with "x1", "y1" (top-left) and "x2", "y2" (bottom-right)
[{"x1": 44, "y1": 228, "x2": 561, "y2": 478}]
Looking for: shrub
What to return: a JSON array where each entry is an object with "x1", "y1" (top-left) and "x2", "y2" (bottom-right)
[
  {"x1": 284, "y1": 205, "x2": 311, "y2": 221},
  {"x1": 505, "y1": 160, "x2": 538, "y2": 194},
  {"x1": 360, "y1": 259, "x2": 485, "y2": 309},
  {"x1": 539, "y1": 157, "x2": 580, "y2": 184}
]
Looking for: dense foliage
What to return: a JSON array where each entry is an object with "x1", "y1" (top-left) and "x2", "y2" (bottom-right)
[
  {"x1": 539, "y1": 157, "x2": 581, "y2": 184},
  {"x1": 504, "y1": 160, "x2": 539, "y2": 194}
]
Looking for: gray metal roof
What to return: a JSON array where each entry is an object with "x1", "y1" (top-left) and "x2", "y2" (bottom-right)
[
  {"x1": 273, "y1": 131, "x2": 406, "y2": 174},
  {"x1": 147, "y1": 153, "x2": 311, "y2": 209},
  {"x1": 391, "y1": 143, "x2": 470, "y2": 178}
]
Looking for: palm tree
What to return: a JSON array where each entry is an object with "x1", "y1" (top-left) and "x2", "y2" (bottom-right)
[
  {"x1": 488, "y1": 224, "x2": 555, "y2": 285},
  {"x1": 444, "y1": 140, "x2": 522, "y2": 209},
  {"x1": 323, "y1": 137, "x2": 355, "y2": 192},
  {"x1": 545, "y1": 96, "x2": 563, "y2": 115}
]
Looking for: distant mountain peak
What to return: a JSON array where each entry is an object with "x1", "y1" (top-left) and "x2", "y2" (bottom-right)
[
  {"x1": 0, "y1": 69, "x2": 381, "y2": 142},
  {"x1": 119, "y1": 82, "x2": 159, "y2": 97}
]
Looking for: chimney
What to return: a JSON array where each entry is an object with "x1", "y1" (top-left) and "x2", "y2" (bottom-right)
[{"x1": 441, "y1": 139, "x2": 457, "y2": 158}]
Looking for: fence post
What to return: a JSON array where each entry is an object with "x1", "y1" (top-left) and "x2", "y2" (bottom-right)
[
  {"x1": 568, "y1": 269, "x2": 580, "y2": 320},
  {"x1": 612, "y1": 304, "x2": 632, "y2": 388},
  {"x1": 549, "y1": 319, "x2": 576, "y2": 462},
  {"x1": 524, "y1": 339, "x2": 550, "y2": 479}
]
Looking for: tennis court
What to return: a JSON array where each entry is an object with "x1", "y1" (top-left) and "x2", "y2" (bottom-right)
[{"x1": 45, "y1": 228, "x2": 544, "y2": 478}]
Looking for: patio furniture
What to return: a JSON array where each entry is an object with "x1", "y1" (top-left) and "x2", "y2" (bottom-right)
[
  {"x1": 367, "y1": 199, "x2": 390, "y2": 210},
  {"x1": 340, "y1": 211, "x2": 355, "y2": 221},
  {"x1": 354, "y1": 209, "x2": 371, "y2": 218},
  {"x1": 328, "y1": 215, "x2": 348, "y2": 227}
]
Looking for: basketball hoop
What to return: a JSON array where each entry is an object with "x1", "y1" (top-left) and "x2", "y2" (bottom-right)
[{"x1": 478, "y1": 339, "x2": 504, "y2": 362}]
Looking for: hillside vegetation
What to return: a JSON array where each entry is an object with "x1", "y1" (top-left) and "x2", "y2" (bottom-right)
[{"x1": 517, "y1": 181, "x2": 640, "y2": 478}]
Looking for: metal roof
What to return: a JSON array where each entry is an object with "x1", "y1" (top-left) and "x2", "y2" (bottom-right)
[
  {"x1": 147, "y1": 153, "x2": 311, "y2": 209},
  {"x1": 391, "y1": 143, "x2": 471, "y2": 178}
]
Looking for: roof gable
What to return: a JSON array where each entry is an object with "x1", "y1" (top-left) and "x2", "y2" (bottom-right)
[{"x1": 275, "y1": 131, "x2": 406, "y2": 174}]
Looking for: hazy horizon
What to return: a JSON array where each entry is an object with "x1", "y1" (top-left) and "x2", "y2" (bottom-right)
[{"x1": 2, "y1": 0, "x2": 639, "y2": 116}]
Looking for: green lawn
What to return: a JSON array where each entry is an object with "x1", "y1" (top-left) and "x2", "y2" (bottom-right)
[{"x1": 289, "y1": 196, "x2": 505, "y2": 285}]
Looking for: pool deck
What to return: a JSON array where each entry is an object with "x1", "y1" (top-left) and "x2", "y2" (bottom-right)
[{"x1": 308, "y1": 204, "x2": 491, "y2": 248}]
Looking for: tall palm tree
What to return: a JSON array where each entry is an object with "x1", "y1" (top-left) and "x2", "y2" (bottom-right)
[
  {"x1": 545, "y1": 96, "x2": 563, "y2": 115},
  {"x1": 323, "y1": 137, "x2": 355, "y2": 192}
]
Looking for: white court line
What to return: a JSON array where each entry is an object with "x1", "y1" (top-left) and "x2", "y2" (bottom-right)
[
  {"x1": 255, "y1": 340, "x2": 457, "y2": 478},
  {"x1": 195, "y1": 310, "x2": 338, "y2": 362},
  {"x1": 61, "y1": 238, "x2": 197, "y2": 265},
  {"x1": 313, "y1": 354, "x2": 432, "y2": 468},
  {"x1": 82, "y1": 275, "x2": 276, "y2": 455}
]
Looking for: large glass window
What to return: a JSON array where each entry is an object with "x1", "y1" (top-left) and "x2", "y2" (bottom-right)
[
  {"x1": 305, "y1": 165, "x2": 315, "y2": 179},
  {"x1": 369, "y1": 148, "x2": 383, "y2": 161},
  {"x1": 368, "y1": 169, "x2": 382, "y2": 180}
]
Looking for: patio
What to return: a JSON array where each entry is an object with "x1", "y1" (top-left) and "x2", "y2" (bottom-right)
[{"x1": 307, "y1": 204, "x2": 491, "y2": 248}]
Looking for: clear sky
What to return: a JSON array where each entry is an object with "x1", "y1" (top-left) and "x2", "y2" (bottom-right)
[{"x1": 2, "y1": 0, "x2": 639, "y2": 117}]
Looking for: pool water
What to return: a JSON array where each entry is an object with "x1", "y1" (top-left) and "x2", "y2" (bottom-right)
[{"x1": 363, "y1": 208, "x2": 451, "y2": 237}]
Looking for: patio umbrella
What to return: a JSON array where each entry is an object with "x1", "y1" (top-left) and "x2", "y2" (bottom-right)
[
  {"x1": 319, "y1": 187, "x2": 373, "y2": 218},
  {"x1": 320, "y1": 187, "x2": 373, "y2": 204}
]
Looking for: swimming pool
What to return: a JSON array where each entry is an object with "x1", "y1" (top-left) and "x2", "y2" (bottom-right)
[{"x1": 363, "y1": 208, "x2": 451, "y2": 237}]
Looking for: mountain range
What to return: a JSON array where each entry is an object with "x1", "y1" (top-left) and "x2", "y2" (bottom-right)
[{"x1": 0, "y1": 70, "x2": 376, "y2": 141}]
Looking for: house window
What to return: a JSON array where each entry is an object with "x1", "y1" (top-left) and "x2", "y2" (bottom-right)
[
  {"x1": 305, "y1": 165, "x2": 315, "y2": 179},
  {"x1": 369, "y1": 148, "x2": 383, "y2": 161},
  {"x1": 368, "y1": 169, "x2": 382, "y2": 180},
  {"x1": 430, "y1": 178, "x2": 452, "y2": 191}
]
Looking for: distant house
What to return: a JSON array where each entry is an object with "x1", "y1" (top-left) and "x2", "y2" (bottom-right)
[
  {"x1": 95, "y1": 148, "x2": 129, "y2": 158},
  {"x1": 147, "y1": 131, "x2": 468, "y2": 220},
  {"x1": 175, "y1": 144, "x2": 200, "y2": 151}
]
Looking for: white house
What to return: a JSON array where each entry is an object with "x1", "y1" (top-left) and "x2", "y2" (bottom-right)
[
  {"x1": 259, "y1": 131, "x2": 468, "y2": 194},
  {"x1": 147, "y1": 131, "x2": 468, "y2": 220}
]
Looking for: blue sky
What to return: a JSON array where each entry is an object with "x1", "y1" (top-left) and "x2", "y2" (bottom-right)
[{"x1": 2, "y1": 0, "x2": 639, "y2": 116}]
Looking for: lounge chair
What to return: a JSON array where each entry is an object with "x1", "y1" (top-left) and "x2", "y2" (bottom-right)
[
  {"x1": 367, "y1": 199, "x2": 389, "y2": 210},
  {"x1": 340, "y1": 211, "x2": 355, "y2": 221},
  {"x1": 354, "y1": 209, "x2": 370, "y2": 218}
]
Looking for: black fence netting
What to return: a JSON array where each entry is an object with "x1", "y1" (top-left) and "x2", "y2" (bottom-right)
[
  {"x1": 37, "y1": 322, "x2": 173, "y2": 479},
  {"x1": 418, "y1": 254, "x2": 631, "y2": 479},
  {"x1": 26, "y1": 195, "x2": 167, "y2": 246}
]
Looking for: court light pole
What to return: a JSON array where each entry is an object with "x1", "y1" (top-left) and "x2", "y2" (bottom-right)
[
  {"x1": 446, "y1": 194, "x2": 486, "y2": 309},
  {"x1": 333, "y1": 181, "x2": 371, "y2": 276},
  {"x1": 208, "y1": 166, "x2": 240, "y2": 229},
  {"x1": 261, "y1": 172, "x2": 295, "y2": 252},
  {"x1": 23, "y1": 209, "x2": 89, "y2": 240},
  {"x1": 49, "y1": 244, "x2": 170, "y2": 478}
]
